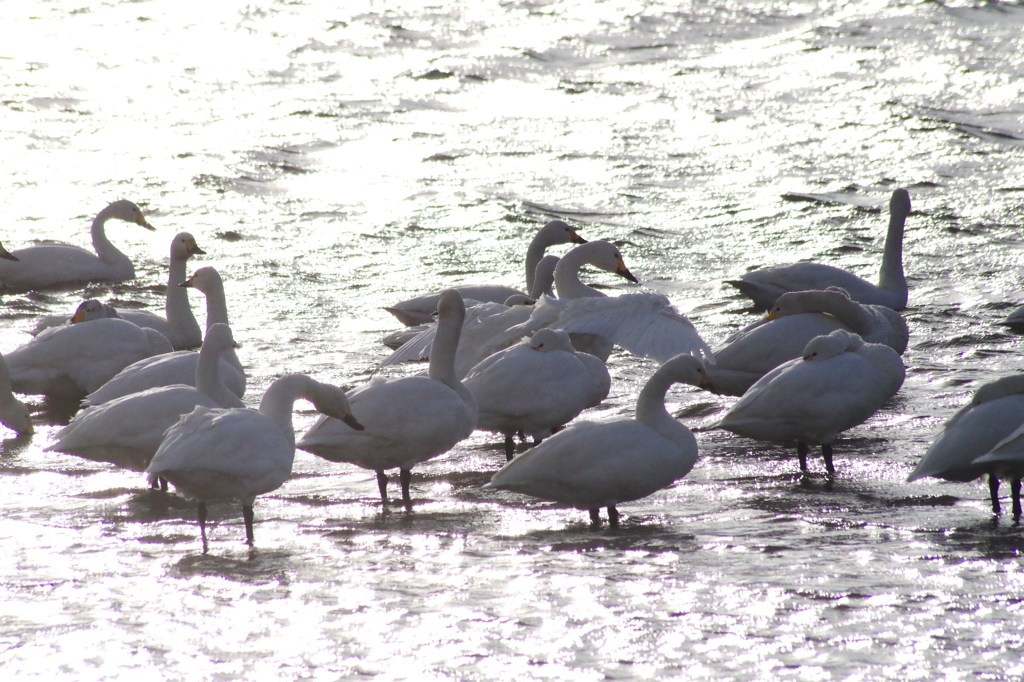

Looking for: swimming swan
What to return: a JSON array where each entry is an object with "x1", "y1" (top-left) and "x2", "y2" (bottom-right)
[
  {"x1": 146, "y1": 373, "x2": 363, "y2": 550},
  {"x1": 0, "y1": 200, "x2": 155, "y2": 290},
  {"x1": 298, "y1": 289, "x2": 478, "y2": 509},
  {"x1": 727, "y1": 188, "x2": 912, "y2": 310},
  {"x1": 485, "y1": 353, "x2": 709, "y2": 527}
]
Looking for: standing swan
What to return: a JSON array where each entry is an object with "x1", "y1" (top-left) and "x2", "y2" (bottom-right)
[
  {"x1": 715, "y1": 329, "x2": 905, "y2": 480},
  {"x1": 385, "y1": 220, "x2": 586, "y2": 326},
  {"x1": 0, "y1": 200, "x2": 155, "y2": 290},
  {"x1": 485, "y1": 353, "x2": 710, "y2": 527},
  {"x1": 727, "y1": 188, "x2": 912, "y2": 310},
  {"x1": 298, "y1": 289, "x2": 478, "y2": 509},
  {"x1": 146, "y1": 373, "x2": 364, "y2": 550}
]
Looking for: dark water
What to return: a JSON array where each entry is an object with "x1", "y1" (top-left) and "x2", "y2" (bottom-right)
[{"x1": 2, "y1": 1, "x2": 1024, "y2": 678}]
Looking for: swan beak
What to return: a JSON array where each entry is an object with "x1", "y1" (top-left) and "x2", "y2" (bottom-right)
[
  {"x1": 342, "y1": 414, "x2": 365, "y2": 431},
  {"x1": 766, "y1": 310, "x2": 779, "y2": 321},
  {"x1": 697, "y1": 371, "x2": 713, "y2": 390},
  {"x1": 0, "y1": 244, "x2": 18, "y2": 262},
  {"x1": 178, "y1": 276, "x2": 196, "y2": 289},
  {"x1": 187, "y1": 240, "x2": 206, "y2": 256},
  {"x1": 71, "y1": 309, "x2": 87, "y2": 324},
  {"x1": 616, "y1": 256, "x2": 639, "y2": 284},
  {"x1": 569, "y1": 229, "x2": 587, "y2": 244},
  {"x1": 138, "y1": 217, "x2": 156, "y2": 231}
]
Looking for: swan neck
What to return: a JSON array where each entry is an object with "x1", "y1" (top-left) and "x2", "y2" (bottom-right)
[
  {"x1": 428, "y1": 306, "x2": 462, "y2": 386},
  {"x1": 90, "y1": 205, "x2": 129, "y2": 267},
  {"x1": 878, "y1": 206, "x2": 907, "y2": 292},
  {"x1": 817, "y1": 294, "x2": 873, "y2": 335},
  {"x1": 635, "y1": 368, "x2": 680, "y2": 437},
  {"x1": 258, "y1": 374, "x2": 312, "y2": 446},
  {"x1": 196, "y1": 344, "x2": 239, "y2": 407},
  {"x1": 165, "y1": 253, "x2": 199, "y2": 332},
  {"x1": 554, "y1": 247, "x2": 603, "y2": 299},
  {"x1": 203, "y1": 282, "x2": 230, "y2": 328}
]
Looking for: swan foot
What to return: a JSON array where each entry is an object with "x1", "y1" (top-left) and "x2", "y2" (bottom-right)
[
  {"x1": 1012, "y1": 478, "x2": 1022, "y2": 520},
  {"x1": 797, "y1": 442, "x2": 809, "y2": 476},
  {"x1": 588, "y1": 508, "x2": 601, "y2": 527},
  {"x1": 198, "y1": 501, "x2": 209, "y2": 554},
  {"x1": 607, "y1": 506, "x2": 620, "y2": 528},
  {"x1": 822, "y1": 443, "x2": 836, "y2": 482},
  {"x1": 504, "y1": 434, "x2": 515, "y2": 462},
  {"x1": 375, "y1": 470, "x2": 389, "y2": 506},
  {"x1": 243, "y1": 504, "x2": 255, "y2": 547},
  {"x1": 989, "y1": 476, "x2": 1001, "y2": 516},
  {"x1": 400, "y1": 468, "x2": 412, "y2": 511}
]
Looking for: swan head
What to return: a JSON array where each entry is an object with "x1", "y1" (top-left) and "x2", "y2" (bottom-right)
[
  {"x1": 0, "y1": 396, "x2": 32, "y2": 436},
  {"x1": 107, "y1": 199, "x2": 155, "y2": 230},
  {"x1": 309, "y1": 382, "x2": 364, "y2": 431},
  {"x1": 540, "y1": 219, "x2": 587, "y2": 245},
  {"x1": 0, "y1": 243, "x2": 18, "y2": 262},
  {"x1": 179, "y1": 266, "x2": 223, "y2": 294},
  {"x1": 579, "y1": 240, "x2": 640, "y2": 284},
  {"x1": 70, "y1": 299, "x2": 119, "y2": 324},
  {"x1": 528, "y1": 328, "x2": 575, "y2": 353},
  {"x1": 171, "y1": 232, "x2": 206, "y2": 260},
  {"x1": 890, "y1": 188, "x2": 911, "y2": 218},
  {"x1": 503, "y1": 294, "x2": 535, "y2": 307},
  {"x1": 660, "y1": 353, "x2": 713, "y2": 390},
  {"x1": 801, "y1": 329, "x2": 862, "y2": 361},
  {"x1": 767, "y1": 287, "x2": 852, "y2": 320}
]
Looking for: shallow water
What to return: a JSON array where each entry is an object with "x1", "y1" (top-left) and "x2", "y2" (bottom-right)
[{"x1": 2, "y1": 1, "x2": 1024, "y2": 679}]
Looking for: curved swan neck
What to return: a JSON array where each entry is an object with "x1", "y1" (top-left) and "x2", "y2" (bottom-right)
[
  {"x1": 90, "y1": 204, "x2": 131, "y2": 268},
  {"x1": 165, "y1": 249, "x2": 200, "y2": 336},
  {"x1": 524, "y1": 221, "x2": 570, "y2": 293},
  {"x1": 554, "y1": 244, "x2": 605, "y2": 299},
  {"x1": 258, "y1": 374, "x2": 315, "y2": 446},
  {"x1": 809, "y1": 292, "x2": 873, "y2": 335},
  {"x1": 879, "y1": 190, "x2": 910, "y2": 294},
  {"x1": 635, "y1": 367, "x2": 681, "y2": 437}
]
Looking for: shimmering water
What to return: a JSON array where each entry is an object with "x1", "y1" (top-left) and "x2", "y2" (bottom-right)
[{"x1": 2, "y1": 1, "x2": 1024, "y2": 679}]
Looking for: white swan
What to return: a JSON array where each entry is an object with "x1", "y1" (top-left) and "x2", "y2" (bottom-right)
[
  {"x1": 908, "y1": 374, "x2": 1024, "y2": 515},
  {"x1": 0, "y1": 352, "x2": 32, "y2": 435},
  {"x1": 463, "y1": 328, "x2": 610, "y2": 460},
  {"x1": 485, "y1": 240, "x2": 711, "y2": 364},
  {"x1": 30, "y1": 233, "x2": 206, "y2": 349},
  {"x1": 46, "y1": 324, "x2": 244, "y2": 476},
  {"x1": 707, "y1": 288, "x2": 909, "y2": 396},
  {"x1": 0, "y1": 200, "x2": 155, "y2": 290},
  {"x1": 385, "y1": 220, "x2": 586, "y2": 326},
  {"x1": 6, "y1": 318, "x2": 172, "y2": 399},
  {"x1": 146, "y1": 373, "x2": 363, "y2": 549},
  {"x1": 485, "y1": 353, "x2": 709, "y2": 526},
  {"x1": 81, "y1": 266, "x2": 244, "y2": 406},
  {"x1": 727, "y1": 188, "x2": 912, "y2": 310},
  {"x1": 298, "y1": 289, "x2": 478, "y2": 508},
  {"x1": 715, "y1": 329, "x2": 905, "y2": 479}
]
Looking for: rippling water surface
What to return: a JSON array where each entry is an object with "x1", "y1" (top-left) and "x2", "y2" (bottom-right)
[{"x1": 2, "y1": 1, "x2": 1024, "y2": 679}]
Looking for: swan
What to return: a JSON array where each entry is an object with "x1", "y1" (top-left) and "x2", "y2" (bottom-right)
[
  {"x1": 30, "y1": 232, "x2": 206, "y2": 349},
  {"x1": 81, "y1": 266, "x2": 244, "y2": 406},
  {"x1": 715, "y1": 329, "x2": 905, "y2": 479},
  {"x1": 485, "y1": 353, "x2": 709, "y2": 527},
  {"x1": 0, "y1": 200, "x2": 155, "y2": 290},
  {"x1": 727, "y1": 188, "x2": 912, "y2": 310},
  {"x1": 0, "y1": 352, "x2": 32, "y2": 435},
  {"x1": 46, "y1": 323, "x2": 244, "y2": 476},
  {"x1": 6, "y1": 318, "x2": 172, "y2": 399},
  {"x1": 298, "y1": 289, "x2": 478, "y2": 509},
  {"x1": 385, "y1": 219, "x2": 586, "y2": 326},
  {"x1": 463, "y1": 328, "x2": 610, "y2": 461},
  {"x1": 706, "y1": 288, "x2": 909, "y2": 396},
  {"x1": 484, "y1": 240, "x2": 711, "y2": 365},
  {"x1": 907, "y1": 374, "x2": 1024, "y2": 515},
  {"x1": 146, "y1": 373, "x2": 363, "y2": 549}
]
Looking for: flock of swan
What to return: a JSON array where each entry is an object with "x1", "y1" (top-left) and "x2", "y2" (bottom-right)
[{"x1": 3, "y1": 188, "x2": 1024, "y2": 551}]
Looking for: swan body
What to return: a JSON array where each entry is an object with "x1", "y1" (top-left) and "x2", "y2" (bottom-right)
[
  {"x1": 46, "y1": 324, "x2": 244, "y2": 474},
  {"x1": 0, "y1": 353, "x2": 32, "y2": 435},
  {"x1": 6, "y1": 318, "x2": 172, "y2": 399},
  {"x1": 385, "y1": 220, "x2": 586, "y2": 326},
  {"x1": 463, "y1": 328, "x2": 609, "y2": 460},
  {"x1": 0, "y1": 200, "x2": 154, "y2": 290},
  {"x1": 81, "y1": 266, "x2": 244, "y2": 406},
  {"x1": 908, "y1": 374, "x2": 1024, "y2": 514},
  {"x1": 299, "y1": 289, "x2": 478, "y2": 507},
  {"x1": 707, "y1": 288, "x2": 909, "y2": 396},
  {"x1": 716, "y1": 329, "x2": 905, "y2": 478},
  {"x1": 147, "y1": 373, "x2": 363, "y2": 548},
  {"x1": 727, "y1": 189, "x2": 912, "y2": 310},
  {"x1": 485, "y1": 353, "x2": 709, "y2": 526}
]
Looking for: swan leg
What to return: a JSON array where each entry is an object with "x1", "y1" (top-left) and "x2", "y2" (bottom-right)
[
  {"x1": 989, "y1": 475, "x2": 1001, "y2": 516},
  {"x1": 400, "y1": 468, "x2": 412, "y2": 510},
  {"x1": 375, "y1": 470, "x2": 389, "y2": 505},
  {"x1": 607, "y1": 506, "x2": 620, "y2": 528},
  {"x1": 588, "y1": 508, "x2": 601, "y2": 526},
  {"x1": 198, "y1": 501, "x2": 209, "y2": 552},
  {"x1": 797, "y1": 442, "x2": 809, "y2": 476},
  {"x1": 822, "y1": 443, "x2": 835, "y2": 480},
  {"x1": 242, "y1": 504, "x2": 255, "y2": 546},
  {"x1": 1012, "y1": 478, "x2": 1022, "y2": 520},
  {"x1": 159, "y1": 477, "x2": 168, "y2": 492},
  {"x1": 504, "y1": 434, "x2": 515, "y2": 462}
]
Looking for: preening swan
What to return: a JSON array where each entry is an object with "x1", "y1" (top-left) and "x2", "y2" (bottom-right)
[
  {"x1": 385, "y1": 219, "x2": 586, "y2": 326},
  {"x1": 706, "y1": 287, "x2": 909, "y2": 396},
  {"x1": 908, "y1": 374, "x2": 1024, "y2": 515},
  {"x1": 46, "y1": 324, "x2": 244, "y2": 476},
  {"x1": 727, "y1": 188, "x2": 912, "y2": 310},
  {"x1": 0, "y1": 200, "x2": 154, "y2": 290},
  {"x1": 146, "y1": 373, "x2": 363, "y2": 550},
  {"x1": 715, "y1": 329, "x2": 905, "y2": 479},
  {"x1": 485, "y1": 353, "x2": 709, "y2": 527},
  {"x1": 298, "y1": 289, "x2": 478, "y2": 509},
  {"x1": 6, "y1": 318, "x2": 172, "y2": 400},
  {"x1": 81, "y1": 266, "x2": 244, "y2": 406},
  {"x1": 463, "y1": 328, "x2": 610, "y2": 461}
]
